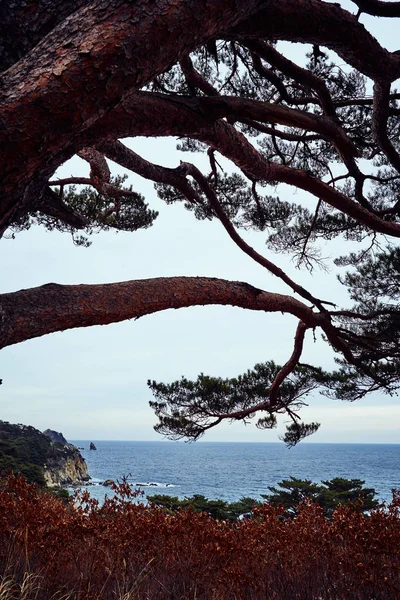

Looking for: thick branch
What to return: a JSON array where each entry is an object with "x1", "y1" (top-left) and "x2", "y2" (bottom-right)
[
  {"x1": 243, "y1": 39, "x2": 336, "y2": 117},
  {"x1": 96, "y1": 140, "x2": 200, "y2": 204},
  {"x1": 48, "y1": 178, "x2": 91, "y2": 187},
  {"x1": 35, "y1": 187, "x2": 89, "y2": 229},
  {"x1": 0, "y1": 0, "x2": 89, "y2": 71},
  {"x1": 179, "y1": 161, "x2": 334, "y2": 311},
  {"x1": 180, "y1": 55, "x2": 220, "y2": 97},
  {"x1": 0, "y1": 277, "x2": 326, "y2": 349},
  {"x1": 164, "y1": 94, "x2": 358, "y2": 159},
  {"x1": 249, "y1": 51, "x2": 290, "y2": 103},
  {"x1": 239, "y1": 118, "x2": 322, "y2": 142},
  {"x1": 49, "y1": 148, "x2": 147, "y2": 221},
  {"x1": 97, "y1": 141, "x2": 334, "y2": 310},
  {"x1": 231, "y1": 1, "x2": 400, "y2": 81},
  {"x1": 351, "y1": 0, "x2": 400, "y2": 17},
  {"x1": 2, "y1": 0, "x2": 400, "y2": 235},
  {"x1": 93, "y1": 93, "x2": 400, "y2": 238},
  {"x1": 0, "y1": 0, "x2": 264, "y2": 225},
  {"x1": 372, "y1": 82, "x2": 400, "y2": 173},
  {"x1": 78, "y1": 148, "x2": 111, "y2": 188},
  {"x1": 196, "y1": 120, "x2": 400, "y2": 237},
  {"x1": 269, "y1": 321, "x2": 308, "y2": 405}
]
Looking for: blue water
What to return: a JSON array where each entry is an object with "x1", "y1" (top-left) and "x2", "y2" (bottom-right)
[{"x1": 70, "y1": 441, "x2": 400, "y2": 504}]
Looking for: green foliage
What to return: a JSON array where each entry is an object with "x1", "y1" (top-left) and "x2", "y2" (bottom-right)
[
  {"x1": 338, "y1": 246, "x2": 400, "y2": 309},
  {"x1": 323, "y1": 247, "x2": 400, "y2": 401},
  {"x1": 262, "y1": 476, "x2": 379, "y2": 517},
  {"x1": 266, "y1": 204, "x2": 364, "y2": 269},
  {"x1": 48, "y1": 487, "x2": 71, "y2": 504},
  {"x1": 0, "y1": 420, "x2": 80, "y2": 489},
  {"x1": 149, "y1": 477, "x2": 379, "y2": 521},
  {"x1": 280, "y1": 422, "x2": 320, "y2": 448},
  {"x1": 147, "y1": 245, "x2": 400, "y2": 433},
  {"x1": 153, "y1": 43, "x2": 400, "y2": 411},
  {"x1": 65, "y1": 175, "x2": 158, "y2": 234},
  {"x1": 156, "y1": 171, "x2": 303, "y2": 234},
  {"x1": 148, "y1": 361, "x2": 328, "y2": 444},
  {"x1": 6, "y1": 29, "x2": 400, "y2": 444},
  {"x1": 10, "y1": 175, "x2": 158, "y2": 247},
  {"x1": 154, "y1": 45, "x2": 383, "y2": 273},
  {"x1": 148, "y1": 493, "x2": 261, "y2": 520},
  {"x1": 0, "y1": 421, "x2": 52, "y2": 486},
  {"x1": 0, "y1": 456, "x2": 45, "y2": 487}
]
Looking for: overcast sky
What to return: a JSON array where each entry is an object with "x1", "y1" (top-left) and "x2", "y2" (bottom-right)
[{"x1": 1, "y1": 4, "x2": 400, "y2": 444}]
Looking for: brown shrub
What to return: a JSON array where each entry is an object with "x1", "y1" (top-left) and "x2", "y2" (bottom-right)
[{"x1": 0, "y1": 475, "x2": 399, "y2": 600}]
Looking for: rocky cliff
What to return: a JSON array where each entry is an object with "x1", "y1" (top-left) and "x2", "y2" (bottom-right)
[
  {"x1": 0, "y1": 421, "x2": 90, "y2": 487},
  {"x1": 43, "y1": 429, "x2": 68, "y2": 445},
  {"x1": 42, "y1": 430, "x2": 90, "y2": 487}
]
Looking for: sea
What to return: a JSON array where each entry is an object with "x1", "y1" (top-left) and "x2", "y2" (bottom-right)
[{"x1": 69, "y1": 441, "x2": 400, "y2": 505}]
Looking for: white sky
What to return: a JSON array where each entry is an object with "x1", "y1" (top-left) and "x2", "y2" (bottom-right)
[{"x1": 1, "y1": 3, "x2": 399, "y2": 444}]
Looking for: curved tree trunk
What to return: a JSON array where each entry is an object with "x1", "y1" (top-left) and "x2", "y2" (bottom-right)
[
  {"x1": 0, "y1": 0, "x2": 262, "y2": 230},
  {"x1": 0, "y1": 277, "x2": 326, "y2": 349},
  {"x1": 1, "y1": 0, "x2": 399, "y2": 234},
  {"x1": 1, "y1": 0, "x2": 399, "y2": 372}
]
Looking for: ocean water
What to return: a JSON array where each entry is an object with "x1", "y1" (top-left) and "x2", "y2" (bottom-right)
[{"x1": 70, "y1": 441, "x2": 400, "y2": 504}]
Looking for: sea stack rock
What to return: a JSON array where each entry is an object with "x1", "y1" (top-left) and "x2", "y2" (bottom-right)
[{"x1": 90, "y1": 442, "x2": 97, "y2": 450}]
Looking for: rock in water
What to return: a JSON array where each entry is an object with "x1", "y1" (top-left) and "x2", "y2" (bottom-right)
[
  {"x1": 90, "y1": 442, "x2": 97, "y2": 450},
  {"x1": 102, "y1": 479, "x2": 114, "y2": 487}
]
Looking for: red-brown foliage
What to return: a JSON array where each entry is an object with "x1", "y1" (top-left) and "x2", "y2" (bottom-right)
[{"x1": 0, "y1": 475, "x2": 399, "y2": 600}]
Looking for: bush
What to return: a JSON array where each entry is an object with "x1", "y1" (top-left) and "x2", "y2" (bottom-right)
[
  {"x1": 0, "y1": 474, "x2": 399, "y2": 599},
  {"x1": 0, "y1": 422, "x2": 52, "y2": 487},
  {"x1": 262, "y1": 476, "x2": 379, "y2": 517},
  {"x1": 148, "y1": 493, "x2": 260, "y2": 520}
]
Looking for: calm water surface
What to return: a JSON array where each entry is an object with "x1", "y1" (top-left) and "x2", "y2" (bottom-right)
[{"x1": 70, "y1": 441, "x2": 400, "y2": 504}]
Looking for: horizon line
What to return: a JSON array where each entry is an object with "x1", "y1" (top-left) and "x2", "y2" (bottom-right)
[{"x1": 69, "y1": 439, "x2": 400, "y2": 445}]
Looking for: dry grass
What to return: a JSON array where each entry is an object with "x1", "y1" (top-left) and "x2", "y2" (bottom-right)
[{"x1": 0, "y1": 475, "x2": 399, "y2": 600}]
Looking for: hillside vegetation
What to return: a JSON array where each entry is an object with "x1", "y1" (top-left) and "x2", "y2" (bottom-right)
[
  {"x1": 0, "y1": 421, "x2": 87, "y2": 487},
  {"x1": 0, "y1": 421, "x2": 55, "y2": 486}
]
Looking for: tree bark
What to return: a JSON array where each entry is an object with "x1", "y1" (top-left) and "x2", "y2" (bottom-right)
[
  {"x1": 96, "y1": 95, "x2": 400, "y2": 238},
  {"x1": 0, "y1": 0, "x2": 89, "y2": 71},
  {"x1": 1, "y1": 0, "x2": 399, "y2": 233},
  {"x1": 0, "y1": 277, "x2": 327, "y2": 349},
  {"x1": 0, "y1": 0, "x2": 262, "y2": 229}
]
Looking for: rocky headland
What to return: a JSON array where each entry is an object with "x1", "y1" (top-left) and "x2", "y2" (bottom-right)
[{"x1": 0, "y1": 421, "x2": 90, "y2": 487}]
